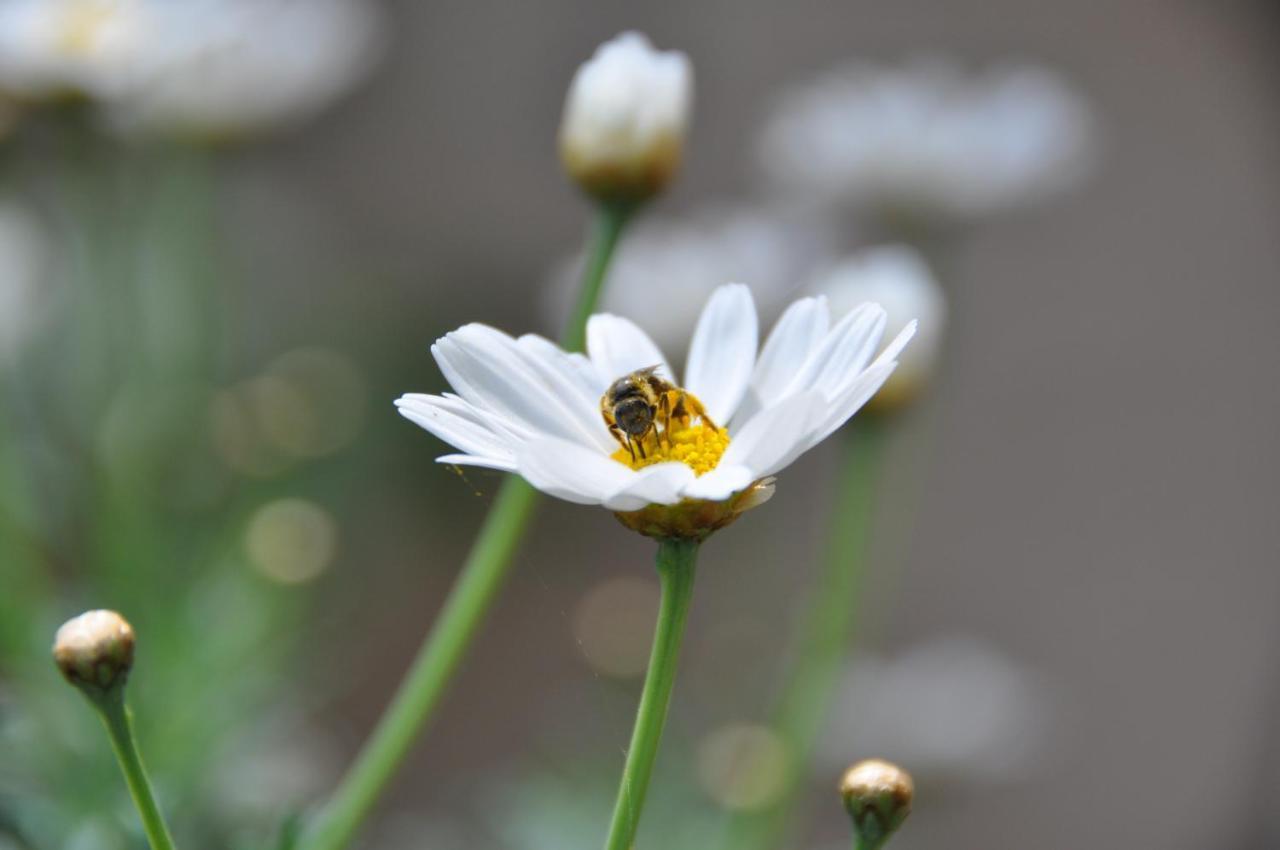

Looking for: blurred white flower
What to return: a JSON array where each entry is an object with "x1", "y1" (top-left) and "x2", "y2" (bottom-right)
[
  {"x1": 549, "y1": 204, "x2": 838, "y2": 355},
  {"x1": 0, "y1": 0, "x2": 148, "y2": 101},
  {"x1": 0, "y1": 201, "x2": 54, "y2": 364},
  {"x1": 758, "y1": 58, "x2": 1097, "y2": 220},
  {"x1": 822, "y1": 636, "x2": 1054, "y2": 785},
  {"x1": 559, "y1": 31, "x2": 692, "y2": 203},
  {"x1": 809, "y1": 246, "x2": 946, "y2": 411},
  {"x1": 104, "y1": 0, "x2": 384, "y2": 139},
  {"x1": 0, "y1": 0, "x2": 384, "y2": 137}
]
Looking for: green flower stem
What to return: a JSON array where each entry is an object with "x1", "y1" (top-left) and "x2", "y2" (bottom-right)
[
  {"x1": 302, "y1": 201, "x2": 633, "y2": 850},
  {"x1": 603, "y1": 538, "x2": 699, "y2": 850},
  {"x1": 720, "y1": 421, "x2": 886, "y2": 850},
  {"x1": 562, "y1": 201, "x2": 633, "y2": 352},
  {"x1": 93, "y1": 689, "x2": 178, "y2": 850},
  {"x1": 855, "y1": 834, "x2": 890, "y2": 850}
]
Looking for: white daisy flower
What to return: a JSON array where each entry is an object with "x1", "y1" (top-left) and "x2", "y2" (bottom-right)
[
  {"x1": 559, "y1": 31, "x2": 692, "y2": 203},
  {"x1": 758, "y1": 57, "x2": 1096, "y2": 220},
  {"x1": 397, "y1": 284, "x2": 915, "y2": 539}
]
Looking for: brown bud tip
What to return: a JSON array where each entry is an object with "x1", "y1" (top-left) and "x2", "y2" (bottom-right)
[
  {"x1": 839, "y1": 758, "x2": 913, "y2": 845},
  {"x1": 53, "y1": 610, "x2": 135, "y2": 695}
]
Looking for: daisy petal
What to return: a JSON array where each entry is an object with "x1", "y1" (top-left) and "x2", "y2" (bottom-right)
[
  {"x1": 680, "y1": 463, "x2": 754, "y2": 501},
  {"x1": 395, "y1": 394, "x2": 515, "y2": 462},
  {"x1": 514, "y1": 333, "x2": 615, "y2": 452},
  {"x1": 435, "y1": 325, "x2": 601, "y2": 448},
  {"x1": 870, "y1": 319, "x2": 918, "y2": 368},
  {"x1": 810, "y1": 304, "x2": 887, "y2": 397},
  {"x1": 436, "y1": 454, "x2": 518, "y2": 472},
  {"x1": 723, "y1": 390, "x2": 826, "y2": 478},
  {"x1": 517, "y1": 334, "x2": 605, "y2": 399},
  {"x1": 436, "y1": 392, "x2": 526, "y2": 443},
  {"x1": 784, "y1": 304, "x2": 887, "y2": 401},
  {"x1": 803, "y1": 361, "x2": 898, "y2": 453},
  {"x1": 516, "y1": 436, "x2": 634, "y2": 505},
  {"x1": 733, "y1": 295, "x2": 830, "y2": 426},
  {"x1": 804, "y1": 323, "x2": 918, "y2": 450},
  {"x1": 587, "y1": 314, "x2": 673, "y2": 384},
  {"x1": 603, "y1": 463, "x2": 696, "y2": 511},
  {"x1": 684, "y1": 283, "x2": 759, "y2": 424}
]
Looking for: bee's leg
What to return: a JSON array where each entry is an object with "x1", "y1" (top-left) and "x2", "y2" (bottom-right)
[
  {"x1": 615, "y1": 433, "x2": 637, "y2": 461},
  {"x1": 657, "y1": 397, "x2": 672, "y2": 448},
  {"x1": 608, "y1": 422, "x2": 630, "y2": 452},
  {"x1": 686, "y1": 395, "x2": 718, "y2": 431},
  {"x1": 672, "y1": 392, "x2": 691, "y2": 423}
]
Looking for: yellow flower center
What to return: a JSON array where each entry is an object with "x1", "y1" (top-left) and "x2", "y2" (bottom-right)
[{"x1": 611, "y1": 416, "x2": 730, "y2": 477}]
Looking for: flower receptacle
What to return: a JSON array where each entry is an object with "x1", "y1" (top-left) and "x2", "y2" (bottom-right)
[{"x1": 613, "y1": 479, "x2": 774, "y2": 541}]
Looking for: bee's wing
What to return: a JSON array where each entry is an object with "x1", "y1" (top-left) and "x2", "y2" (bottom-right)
[{"x1": 637, "y1": 364, "x2": 677, "y2": 393}]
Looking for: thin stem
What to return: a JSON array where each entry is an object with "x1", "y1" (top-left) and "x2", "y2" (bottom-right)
[
  {"x1": 603, "y1": 538, "x2": 699, "y2": 850},
  {"x1": 561, "y1": 201, "x2": 633, "y2": 353},
  {"x1": 719, "y1": 422, "x2": 886, "y2": 850},
  {"x1": 95, "y1": 690, "x2": 178, "y2": 850},
  {"x1": 302, "y1": 201, "x2": 632, "y2": 850}
]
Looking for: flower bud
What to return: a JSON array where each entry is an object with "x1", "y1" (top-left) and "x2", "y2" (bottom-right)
[
  {"x1": 559, "y1": 31, "x2": 692, "y2": 205},
  {"x1": 839, "y1": 758, "x2": 913, "y2": 848},
  {"x1": 810, "y1": 246, "x2": 946, "y2": 414},
  {"x1": 53, "y1": 609, "x2": 135, "y2": 696}
]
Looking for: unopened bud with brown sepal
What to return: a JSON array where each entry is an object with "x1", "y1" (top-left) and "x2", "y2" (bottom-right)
[
  {"x1": 53, "y1": 609, "x2": 135, "y2": 699},
  {"x1": 839, "y1": 758, "x2": 913, "y2": 849},
  {"x1": 559, "y1": 32, "x2": 692, "y2": 205}
]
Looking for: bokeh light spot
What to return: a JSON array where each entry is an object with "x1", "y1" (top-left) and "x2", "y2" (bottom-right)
[
  {"x1": 696, "y1": 723, "x2": 791, "y2": 811},
  {"x1": 571, "y1": 576, "x2": 659, "y2": 678},
  {"x1": 246, "y1": 498, "x2": 337, "y2": 585}
]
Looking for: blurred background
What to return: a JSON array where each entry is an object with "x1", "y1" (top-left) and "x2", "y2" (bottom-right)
[{"x1": 1, "y1": 1, "x2": 1279, "y2": 849}]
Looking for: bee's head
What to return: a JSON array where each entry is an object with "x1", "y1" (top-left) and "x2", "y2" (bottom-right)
[{"x1": 614, "y1": 396, "x2": 655, "y2": 437}]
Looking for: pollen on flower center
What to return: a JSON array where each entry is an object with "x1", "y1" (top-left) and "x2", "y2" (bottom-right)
[
  {"x1": 601, "y1": 373, "x2": 730, "y2": 476},
  {"x1": 611, "y1": 419, "x2": 730, "y2": 477}
]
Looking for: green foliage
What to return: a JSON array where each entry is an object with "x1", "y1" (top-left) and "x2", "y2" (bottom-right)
[{"x1": 0, "y1": 118, "x2": 352, "y2": 850}]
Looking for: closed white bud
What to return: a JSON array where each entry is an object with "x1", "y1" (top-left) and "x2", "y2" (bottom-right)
[
  {"x1": 559, "y1": 32, "x2": 692, "y2": 204},
  {"x1": 53, "y1": 609, "x2": 135, "y2": 696},
  {"x1": 810, "y1": 246, "x2": 946, "y2": 413},
  {"x1": 840, "y1": 758, "x2": 914, "y2": 848}
]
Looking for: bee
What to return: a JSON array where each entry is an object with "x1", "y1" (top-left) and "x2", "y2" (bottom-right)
[{"x1": 600, "y1": 366, "x2": 718, "y2": 461}]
